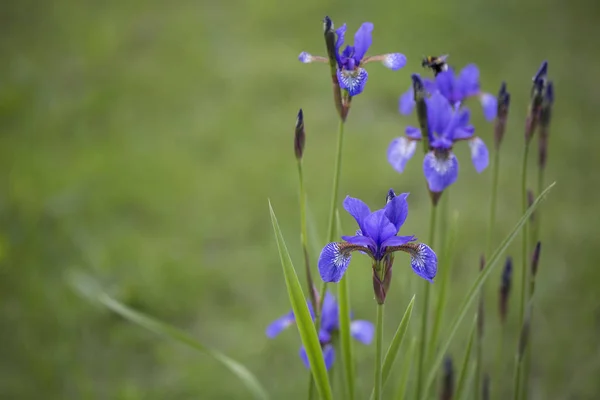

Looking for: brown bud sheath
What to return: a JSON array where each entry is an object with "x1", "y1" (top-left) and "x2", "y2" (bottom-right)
[
  {"x1": 373, "y1": 255, "x2": 394, "y2": 305},
  {"x1": 294, "y1": 109, "x2": 306, "y2": 160}
]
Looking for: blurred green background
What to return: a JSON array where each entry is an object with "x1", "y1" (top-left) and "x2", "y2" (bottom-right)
[{"x1": 1, "y1": 0, "x2": 599, "y2": 399}]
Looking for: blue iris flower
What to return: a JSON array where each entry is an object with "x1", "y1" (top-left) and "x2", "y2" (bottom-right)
[
  {"x1": 266, "y1": 292, "x2": 374, "y2": 370},
  {"x1": 299, "y1": 20, "x2": 407, "y2": 96}
]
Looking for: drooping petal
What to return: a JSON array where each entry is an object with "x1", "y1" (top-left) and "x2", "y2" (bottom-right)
[
  {"x1": 395, "y1": 243, "x2": 438, "y2": 282},
  {"x1": 381, "y1": 53, "x2": 407, "y2": 70},
  {"x1": 405, "y1": 126, "x2": 422, "y2": 140},
  {"x1": 299, "y1": 345, "x2": 336, "y2": 370},
  {"x1": 362, "y1": 209, "x2": 397, "y2": 248},
  {"x1": 343, "y1": 196, "x2": 371, "y2": 232},
  {"x1": 337, "y1": 68, "x2": 369, "y2": 96},
  {"x1": 387, "y1": 137, "x2": 417, "y2": 173},
  {"x1": 423, "y1": 151, "x2": 459, "y2": 193},
  {"x1": 469, "y1": 137, "x2": 489, "y2": 173},
  {"x1": 320, "y1": 292, "x2": 339, "y2": 332},
  {"x1": 399, "y1": 87, "x2": 415, "y2": 115},
  {"x1": 319, "y1": 242, "x2": 367, "y2": 282},
  {"x1": 350, "y1": 320, "x2": 375, "y2": 344},
  {"x1": 479, "y1": 92, "x2": 497, "y2": 121},
  {"x1": 457, "y1": 64, "x2": 481, "y2": 97},
  {"x1": 426, "y1": 92, "x2": 453, "y2": 135},
  {"x1": 353, "y1": 22, "x2": 374, "y2": 61},
  {"x1": 384, "y1": 192, "x2": 409, "y2": 231},
  {"x1": 266, "y1": 311, "x2": 295, "y2": 338},
  {"x1": 381, "y1": 235, "x2": 416, "y2": 249}
]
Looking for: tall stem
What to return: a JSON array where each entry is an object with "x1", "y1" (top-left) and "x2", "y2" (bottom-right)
[
  {"x1": 374, "y1": 303, "x2": 385, "y2": 400},
  {"x1": 415, "y1": 201, "x2": 438, "y2": 399},
  {"x1": 513, "y1": 354, "x2": 523, "y2": 400},
  {"x1": 318, "y1": 119, "x2": 346, "y2": 316},
  {"x1": 298, "y1": 161, "x2": 317, "y2": 312},
  {"x1": 495, "y1": 323, "x2": 506, "y2": 399},
  {"x1": 518, "y1": 144, "x2": 530, "y2": 346}
]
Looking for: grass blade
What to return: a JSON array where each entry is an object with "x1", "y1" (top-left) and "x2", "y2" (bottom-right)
[
  {"x1": 269, "y1": 201, "x2": 333, "y2": 400},
  {"x1": 369, "y1": 295, "x2": 415, "y2": 400},
  {"x1": 422, "y1": 182, "x2": 555, "y2": 399},
  {"x1": 454, "y1": 314, "x2": 477, "y2": 400},
  {"x1": 336, "y1": 210, "x2": 355, "y2": 400},
  {"x1": 394, "y1": 337, "x2": 417, "y2": 400},
  {"x1": 68, "y1": 271, "x2": 269, "y2": 400}
]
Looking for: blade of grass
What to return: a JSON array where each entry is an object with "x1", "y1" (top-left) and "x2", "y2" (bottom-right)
[
  {"x1": 422, "y1": 182, "x2": 555, "y2": 399},
  {"x1": 369, "y1": 295, "x2": 415, "y2": 400},
  {"x1": 394, "y1": 337, "x2": 417, "y2": 400},
  {"x1": 269, "y1": 201, "x2": 333, "y2": 400},
  {"x1": 336, "y1": 210, "x2": 355, "y2": 400},
  {"x1": 454, "y1": 314, "x2": 477, "y2": 400},
  {"x1": 68, "y1": 271, "x2": 269, "y2": 400}
]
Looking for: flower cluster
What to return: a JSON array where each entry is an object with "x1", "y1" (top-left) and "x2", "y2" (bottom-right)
[{"x1": 266, "y1": 292, "x2": 374, "y2": 369}]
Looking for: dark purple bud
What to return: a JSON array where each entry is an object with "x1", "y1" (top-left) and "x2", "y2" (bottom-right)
[
  {"x1": 525, "y1": 61, "x2": 548, "y2": 144},
  {"x1": 479, "y1": 254, "x2": 485, "y2": 272},
  {"x1": 440, "y1": 355, "x2": 454, "y2": 400},
  {"x1": 412, "y1": 74, "x2": 430, "y2": 154},
  {"x1": 532, "y1": 61, "x2": 548, "y2": 87},
  {"x1": 494, "y1": 81, "x2": 511, "y2": 150},
  {"x1": 531, "y1": 242, "x2": 542, "y2": 278},
  {"x1": 482, "y1": 374, "x2": 490, "y2": 400},
  {"x1": 527, "y1": 189, "x2": 535, "y2": 223},
  {"x1": 538, "y1": 81, "x2": 553, "y2": 170},
  {"x1": 499, "y1": 256, "x2": 513, "y2": 325},
  {"x1": 372, "y1": 255, "x2": 394, "y2": 305},
  {"x1": 386, "y1": 189, "x2": 396, "y2": 204},
  {"x1": 322, "y1": 16, "x2": 344, "y2": 121},
  {"x1": 294, "y1": 109, "x2": 306, "y2": 160}
]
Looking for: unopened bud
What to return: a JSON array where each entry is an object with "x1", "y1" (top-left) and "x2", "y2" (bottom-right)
[
  {"x1": 527, "y1": 189, "x2": 535, "y2": 223},
  {"x1": 294, "y1": 109, "x2": 306, "y2": 160},
  {"x1": 440, "y1": 355, "x2": 454, "y2": 400},
  {"x1": 322, "y1": 16, "x2": 344, "y2": 121},
  {"x1": 531, "y1": 241, "x2": 542, "y2": 278},
  {"x1": 412, "y1": 74, "x2": 430, "y2": 154},
  {"x1": 386, "y1": 189, "x2": 396, "y2": 204},
  {"x1": 538, "y1": 81, "x2": 554, "y2": 170},
  {"x1": 525, "y1": 61, "x2": 548, "y2": 144},
  {"x1": 494, "y1": 82, "x2": 511, "y2": 150},
  {"x1": 499, "y1": 256, "x2": 513, "y2": 325}
]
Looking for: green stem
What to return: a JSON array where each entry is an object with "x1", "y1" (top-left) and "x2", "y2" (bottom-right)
[
  {"x1": 513, "y1": 354, "x2": 523, "y2": 400},
  {"x1": 318, "y1": 119, "x2": 346, "y2": 317},
  {"x1": 339, "y1": 274, "x2": 355, "y2": 400},
  {"x1": 518, "y1": 144, "x2": 530, "y2": 355},
  {"x1": 298, "y1": 161, "x2": 318, "y2": 313},
  {"x1": 415, "y1": 201, "x2": 438, "y2": 400},
  {"x1": 532, "y1": 167, "x2": 544, "y2": 243},
  {"x1": 494, "y1": 323, "x2": 506, "y2": 399},
  {"x1": 374, "y1": 303, "x2": 385, "y2": 400}
]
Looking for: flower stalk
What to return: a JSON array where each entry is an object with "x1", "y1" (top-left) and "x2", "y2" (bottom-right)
[{"x1": 374, "y1": 302, "x2": 385, "y2": 400}]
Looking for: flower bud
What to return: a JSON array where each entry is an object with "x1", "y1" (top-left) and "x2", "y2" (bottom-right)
[
  {"x1": 499, "y1": 256, "x2": 513, "y2": 325},
  {"x1": 386, "y1": 189, "x2": 396, "y2": 204},
  {"x1": 525, "y1": 61, "x2": 548, "y2": 144},
  {"x1": 323, "y1": 16, "x2": 344, "y2": 121},
  {"x1": 440, "y1": 355, "x2": 454, "y2": 400},
  {"x1": 538, "y1": 81, "x2": 554, "y2": 170},
  {"x1": 531, "y1": 241, "x2": 542, "y2": 278},
  {"x1": 494, "y1": 82, "x2": 510, "y2": 150},
  {"x1": 294, "y1": 109, "x2": 306, "y2": 160},
  {"x1": 412, "y1": 74, "x2": 430, "y2": 154}
]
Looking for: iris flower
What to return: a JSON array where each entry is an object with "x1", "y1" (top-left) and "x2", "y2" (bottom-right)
[
  {"x1": 299, "y1": 21, "x2": 406, "y2": 96},
  {"x1": 399, "y1": 64, "x2": 497, "y2": 121},
  {"x1": 388, "y1": 91, "x2": 489, "y2": 193},
  {"x1": 317, "y1": 192, "x2": 437, "y2": 283},
  {"x1": 266, "y1": 292, "x2": 374, "y2": 369}
]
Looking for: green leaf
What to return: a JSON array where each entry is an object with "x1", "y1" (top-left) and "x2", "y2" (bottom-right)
[
  {"x1": 68, "y1": 271, "x2": 269, "y2": 400},
  {"x1": 422, "y1": 182, "x2": 555, "y2": 399},
  {"x1": 454, "y1": 313, "x2": 477, "y2": 400},
  {"x1": 393, "y1": 337, "x2": 417, "y2": 400},
  {"x1": 269, "y1": 201, "x2": 333, "y2": 400},
  {"x1": 336, "y1": 210, "x2": 355, "y2": 400},
  {"x1": 369, "y1": 295, "x2": 415, "y2": 400}
]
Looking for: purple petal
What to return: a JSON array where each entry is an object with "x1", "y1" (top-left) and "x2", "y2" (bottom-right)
[
  {"x1": 298, "y1": 52, "x2": 312, "y2": 63},
  {"x1": 382, "y1": 53, "x2": 407, "y2": 70},
  {"x1": 266, "y1": 311, "x2": 295, "y2": 338},
  {"x1": 353, "y1": 22, "x2": 374, "y2": 61},
  {"x1": 469, "y1": 137, "x2": 489, "y2": 173},
  {"x1": 321, "y1": 292, "x2": 339, "y2": 332},
  {"x1": 351, "y1": 320, "x2": 375, "y2": 344},
  {"x1": 408, "y1": 243, "x2": 438, "y2": 282},
  {"x1": 318, "y1": 242, "x2": 352, "y2": 283},
  {"x1": 318, "y1": 329, "x2": 332, "y2": 344},
  {"x1": 479, "y1": 92, "x2": 497, "y2": 121},
  {"x1": 453, "y1": 125, "x2": 475, "y2": 141},
  {"x1": 299, "y1": 345, "x2": 336, "y2": 370},
  {"x1": 446, "y1": 108, "x2": 471, "y2": 140},
  {"x1": 335, "y1": 24, "x2": 347, "y2": 53},
  {"x1": 423, "y1": 151, "x2": 459, "y2": 193},
  {"x1": 337, "y1": 68, "x2": 369, "y2": 96},
  {"x1": 435, "y1": 68, "x2": 458, "y2": 103},
  {"x1": 387, "y1": 137, "x2": 417, "y2": 173},
  {"x1": 458, "y1": 64, "x2": 481, "y2": 97},
  {"x1": 399, "y1": 87, "x2": 415, "y2": 115},
  {"x1": 341, "y1": 234, "x2": 376, "y2": 251},
  {"x1": 423, "y1": 78, "x2": 438, "y2": 93},
  {"x1": 343, "y1": 196, "x2": 371, "y2": 232},
  {"x1": 405, "y1": 126, "x2": 422, "y2": 140},
  {"x1": 381, "y1": 235, "x2": 416, "y2": 249},
  {"x1": 362, "y1": 209, "x2": 397, "y2": 247},
  {"x1": 426, "y1": 92, "x2": 453, "y2": 135},
  {"x1": 384, "y1": 192, "x2": 409, "y2": 232}
]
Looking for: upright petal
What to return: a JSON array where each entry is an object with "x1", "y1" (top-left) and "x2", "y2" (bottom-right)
[
  {"x1": 399, "y1": 87, "x2": 415, "y2": 115},
  {"x1": 321, "y1": 292, "x2": 339, "y2": 332},
  {"x1": 423, "y1": 151, "x2": 459, "y2": 193},
  {"x1": 318, "y1": 242, "x2": 352, "y2": 282},
  {"x1": 426, "y1": 92, "x2": 453, "y2": 135},
  {"x1": 381, "y1": 53, "x2": 407, "y2": 70},
  {"x1": 266, "y1": 311, "x2": 295, "y2": 338},
  {"x1": 397, "y1": 243, "x2": 438, "y2": 282},
  {"x1": 457, "y1": 64, "x2": 481, "y2": 97},
  {"x1": 343, "y1": 196, "x2": 371, "y2": 232},
  {"x1": 353, "y1": 22, "x2": 374, "y2": 61},
  {"x1": 299, "y1": 345, "x2": 336, "y2": 370},
  {"x1": 337, "y1": 68, "x2": 369, "y2": 96},
  {"x1": 387, "y1": 137, "x2": 417, "y2": 173},
  {"x1": 351, "y1": 320, "x2": 375, "y2": 344},
  {"x1": 405, "y1": 126, "x2": 423, "y2": 140},
  {"x1": 435, "y1": 68, "x2": 458, "y2": 103},
  {"x1": 384, "y1": 192, "x2": 409, "y2": 231},
  {"x1": 479, "y1": 92, "x2": 498, "y2": 121},
  {"x1": 335, "y1": 24, "x2": 347, "y2": 53},
  {"x1": 469, "y1": 137, "x2": 489, "y2": 173},
  {"x1": 362, "y1": 209, "x2": 397, "y2": 248}
]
